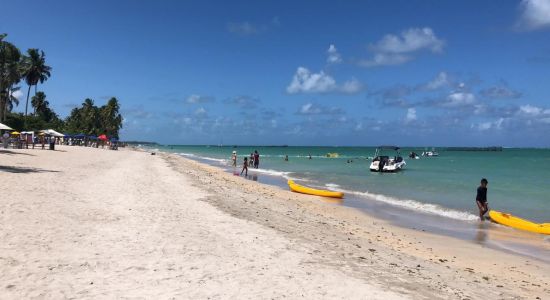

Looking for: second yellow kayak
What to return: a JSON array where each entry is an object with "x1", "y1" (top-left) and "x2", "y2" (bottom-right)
[
  {"x1": 288, "y1": 180, "x2": 344, "y2": 198},
  {"x1": 489, "y1": 210, "x2": 550, "y2": 235}
]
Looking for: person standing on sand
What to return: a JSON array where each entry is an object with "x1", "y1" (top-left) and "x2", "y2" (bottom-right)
[
  {"x1": 241, "y1": 157, "x2": 249, "y2": 176},
  {"x1": 253, "y1": 150, "x2": 260, "y2": 169},
  {"x1": 476, "y1": 178, "x2": 489, "y2": 221},
  {"x1": 231, "y1": 150, "x2": 237, "y2": 167}
]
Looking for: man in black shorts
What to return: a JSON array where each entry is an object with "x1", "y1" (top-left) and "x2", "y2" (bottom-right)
[{"x1": 476, "y1": 178, "x2": 489, "y2": 221}]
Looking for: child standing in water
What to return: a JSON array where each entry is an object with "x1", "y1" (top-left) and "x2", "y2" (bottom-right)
[
  {"x1": 231, "y1": 150, "x2": 237, "y2": 167},
  {"x1": 476, "y1": 178, "x2": 489, "y2": 221},
  {"x1": 241, "y1": 157, "x2": 249, "y2": 176}
]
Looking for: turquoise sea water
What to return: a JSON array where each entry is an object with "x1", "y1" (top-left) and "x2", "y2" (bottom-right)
[
  {"x1": 157, "y1": 145, "x2": 550, "y2": 223},
  {"x1": 148, "y1": 145, "x2": 550, "y2": 259}
]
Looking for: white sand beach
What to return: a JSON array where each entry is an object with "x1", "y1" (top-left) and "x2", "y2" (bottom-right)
[{"x1": 0, "y1": 146, "x2": 548, "y2": 299}]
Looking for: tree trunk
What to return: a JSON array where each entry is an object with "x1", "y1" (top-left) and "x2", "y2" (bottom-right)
[
  {"x1": 24, "y1": 84, "x2": 31, "y2": 117},
  {"x1": 0, "y1": 90, "x2": 5, "y2": 122},
  {"x1": 24, "y1": 84, "x2": 32, "y2": 129}
]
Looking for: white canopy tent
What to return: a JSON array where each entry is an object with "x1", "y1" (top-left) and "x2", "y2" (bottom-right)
[
  {"x1": 0, "y1": 122, "x2": 13, "y2": 130},
  {"x1": 40, "y1": 129, "x2": 64, "y2": 137}
]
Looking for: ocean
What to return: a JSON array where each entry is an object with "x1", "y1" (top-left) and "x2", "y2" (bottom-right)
[{"x1": 149, "y1": 145, "x2": 550, "y2": 260}]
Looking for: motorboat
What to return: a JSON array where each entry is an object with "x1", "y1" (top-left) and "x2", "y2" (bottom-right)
[
  {"x1": 408, "y1": 151, "x2": 420, "y2": 159},
  {"x1": 369, "y1": 146, "x2": 406, "y2": 172},
  {"x1": 422, "y1": 148, "x2": 439, "y2": 157}
]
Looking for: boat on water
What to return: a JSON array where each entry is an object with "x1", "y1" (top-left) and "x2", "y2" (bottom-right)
[
  {"x1": 422, "y1": 148, "x2": 439, "y2": 157},
  {"x1": 369, "y1": 146, "x2": 406, "y2": 172},
  {"x1": 408, "y1": 151, "x2": 420, "y2": 159},
  {"x1": 288, "y1": 180, "x2": 344, "y2": 198},
  {"x1": 489, "y1": 210, "x2": 550, "y2": 235}
]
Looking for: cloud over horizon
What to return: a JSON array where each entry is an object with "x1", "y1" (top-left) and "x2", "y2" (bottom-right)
[
  {"x1": 359, "y1": 27, "x2": 445, "y2": 67},
  {"x1": 286, "y1": 67, "x2": 362, "y2": 94}
]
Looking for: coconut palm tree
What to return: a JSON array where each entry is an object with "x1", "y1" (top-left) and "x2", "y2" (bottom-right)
[
  {"x1": 5, "y1": 86, "x2": 21, "y2": 115},
  {"x1": 22, "y1": 48, "x2": 51, "y2": 118},
  {"x1": 31, "y1": 91, "x2": 47, "y2": 115},
  {"x1": 0, "y1": 34, "x2": 23, "y2": 122}
]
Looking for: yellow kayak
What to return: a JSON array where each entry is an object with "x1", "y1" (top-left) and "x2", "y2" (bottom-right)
[
  {"x1": 489, "y1": 210, "x2": 550, "y2": 235},
  {"x1": 288, "y1": 180, "x2": 344, "y2": 198}
]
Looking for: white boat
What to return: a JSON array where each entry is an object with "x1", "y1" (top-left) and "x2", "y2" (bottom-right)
[
  {"x1": 369, "y1": 146, "x2": 406, "y2": 172},
  {"x1": 422, "y1": 148, "x2": 439, "y2": 157}
]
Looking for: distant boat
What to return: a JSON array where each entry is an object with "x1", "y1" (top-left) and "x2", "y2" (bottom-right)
[{"x1": 422, "y1": 148, "x2": 439, "y2": 157}]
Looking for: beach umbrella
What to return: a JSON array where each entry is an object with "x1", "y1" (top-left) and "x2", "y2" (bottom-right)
[
  {"x1": 98, "y1": 134, "x2": 108, "y2": 141},
  {"x1": 40, "y1": 129, "x2": 65, "y2": 137},
  {"x1": 0, "y1": 122, "x2": 13, "y2": 130}
]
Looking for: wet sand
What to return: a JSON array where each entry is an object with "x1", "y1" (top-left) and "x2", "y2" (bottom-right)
[{"x1": 0, "y1": 146, "x2": 548, "y2": 299}]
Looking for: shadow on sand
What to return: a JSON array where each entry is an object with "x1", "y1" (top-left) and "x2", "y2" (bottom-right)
[
  {"x1": 0, "y1": 150, "x2": 36, "y2": 156},
  {"x1": 0, "y1": 165, "x2": 60, "y2": 174}
]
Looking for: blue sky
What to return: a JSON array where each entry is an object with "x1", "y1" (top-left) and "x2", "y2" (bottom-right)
[{"x1": 2, "y1": 0, "x2": 550, "y2": 146}]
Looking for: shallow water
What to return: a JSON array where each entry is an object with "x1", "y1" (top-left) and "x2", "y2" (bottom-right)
[{"x1": 150, "y1": 145, "x2": 550, "y2": 261}]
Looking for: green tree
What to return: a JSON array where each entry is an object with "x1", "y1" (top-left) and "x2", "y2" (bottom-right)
[
  {"x1": 0, "y1": 34, "x2": 23, "y2": 122},
  {"x1": 100, "y1": 97, "x2": 123, "y2": 137},
  {"x1": 31, "y1": 91, "x2": 47, "y2": 115},
  {"x1": 21, "y1": 48, "x2": 51, "y2": 119}
]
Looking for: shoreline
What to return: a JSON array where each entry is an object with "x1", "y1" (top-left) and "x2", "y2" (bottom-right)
[
  {"x1": 1, "y1": 146, "x2": 548, "y2": 298},
  {"x1": 157, "y1": 147, "x2": 550, "y2": 263},
  {"x1": 156, "y1": 149, "x2": 549, "y2": 298}
]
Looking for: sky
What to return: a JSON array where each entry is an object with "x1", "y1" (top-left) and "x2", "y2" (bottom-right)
[{"x1": 2, "y1": 0, "x2": 550, "y2": 146}]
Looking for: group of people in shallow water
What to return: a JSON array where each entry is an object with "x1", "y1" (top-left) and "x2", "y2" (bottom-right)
[{"x1": 231, "y1": 150, "x2": 260, "y2": 176}]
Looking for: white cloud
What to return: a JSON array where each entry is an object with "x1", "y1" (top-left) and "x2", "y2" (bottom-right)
[
  {"x1": 405, "y1": 108, "x2": 417, "y2": 123},
  {"x1": 444, "y1": 92, "x2": 476, "y2": 107},
  {"x1": 519, "y1": 104, "x2": 543, "y2": 115},
  {"x1": 297, "y1": 102, "x2": 344, "y2": 115},
  {"x1": 327, "y1": 44, "x2": 342, "y2": 64},
  {"x1": 516, "y1": 0, "x2": 550, "y2": 31},
  {"x1": 370, "y1": 27, "x2": 445, "y2": 54},
  {"x1": 360, "y1": 27, "x2": 444, "y2": 67},
  {"x1": 340, "y1": 78, "x2": 363, "y2": 93},
  {"x1": 475, "y1": 118, "x2": 505, "y2": 131},
  {"x1": 12, "y1": 89, "x2": 23, "y2": 100},
  {"x1": 358, "y1": 53, "x2": 412, "y2": 67},
  {"x1": 286, "y1": 67, "x2": 362, "y2": 94},
  {"x1": 194, "y1": 107, "x2": 207, "y2": 117},
  {"x1": 480, "y1": 84, "x2": 522, "y2": 99},
  {"x1": 287, "y1": 67, "x2": 336, "y2": 93},
  {"x1": 185, "y1": 94, "x2": 213, "y2": 104},
  {"x1": 425, "y1": 72, "x2": 450, "y2": 90}
]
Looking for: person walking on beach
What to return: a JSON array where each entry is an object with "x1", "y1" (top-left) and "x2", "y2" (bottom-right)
[
  {"x1": 253, "y1": 150, "x2": 260, "y2": 169},
  {"x1": 241, "y1": 157, "x2": 249, "y2": 176},
  {"x1": 231, "y1": 151, "x2": 237, "y2": 167},
  {"x1": 476, "y1": 178, "x2": 489, "y2": 221}
]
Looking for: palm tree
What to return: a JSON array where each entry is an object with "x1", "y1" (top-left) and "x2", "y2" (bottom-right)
[
  {"x1": 5, "y1": 86, "x2": 20, "y2": 115},
  {"x1": 22, "y1": 48, "x2": 51, "y2": 119},
  {"x1": 31, "y1": 91, "x2": 47, "y2": 115},
  {"x1": 0, "y1": 34, "x2": 23, "y2": 122}
]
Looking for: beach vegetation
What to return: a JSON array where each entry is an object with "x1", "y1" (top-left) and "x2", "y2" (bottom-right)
[
  {"x1": 21, "y1": 48, "x2": 51, "y2": 118},
  {"x1": 0, "y1": 33, "x2": 123, "y2": 138}
]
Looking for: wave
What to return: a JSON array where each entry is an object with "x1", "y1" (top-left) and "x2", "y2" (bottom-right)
[
  {"x1": 178, "y1": 153, "x2": 228, "y2": 164},
  {"x1": 339, "y1": 189, "x2": 478, "y2": 221},
  {"x1": 325, "y1": 183, "x2": 341, "y2": 189},
  {"x1": 175, "y1": 151, "x2": 477, "y2": 222}
]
